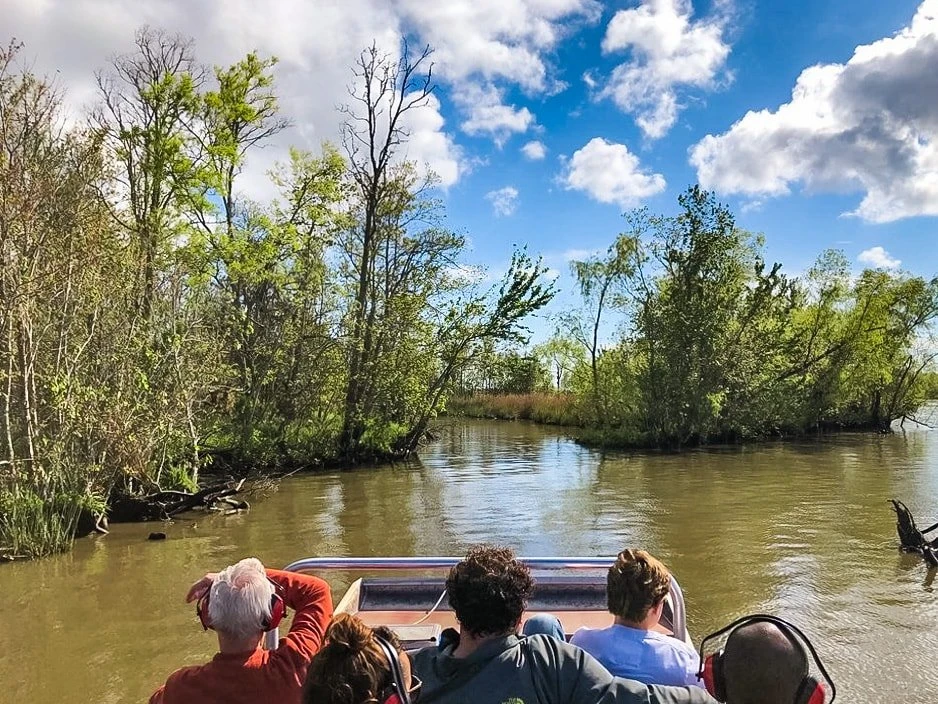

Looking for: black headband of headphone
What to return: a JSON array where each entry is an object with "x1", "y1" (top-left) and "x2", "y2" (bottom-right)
[
  {"x1": 698, "y1": 614, "x2": 836, "y2": 703},
  {"x1": 374, "y1": 634, "x2": 411, "y2": 704}
]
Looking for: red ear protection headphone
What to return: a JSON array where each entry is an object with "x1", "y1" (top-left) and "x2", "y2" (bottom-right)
[
  {"x1": 697, "y1": 614, "x2": 835, "y2": 704},
  {"x1": 196, "y1": 578, "x2": 286, "y2": 632},
  {"x1": 374, "y1": 634, "x2": 416, "y2": 704}
]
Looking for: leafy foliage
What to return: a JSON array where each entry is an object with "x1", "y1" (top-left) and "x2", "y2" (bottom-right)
[
  {"x1": 0, "y1": 36, "x2": 554, "y2": 557},
  {"x1": 557, "y1": 187, "x2": 938, "y2": 448}
]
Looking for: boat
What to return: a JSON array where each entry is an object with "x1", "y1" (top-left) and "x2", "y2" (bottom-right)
[{"x1": 267, "y1": 557, "x2": 693, "y2": 652}]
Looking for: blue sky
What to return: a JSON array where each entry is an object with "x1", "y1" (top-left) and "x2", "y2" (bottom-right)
[
  {"x1": 434, "y1": 0, "x2": 935, "y2": 304},
  {"x1": 5, "y1": 0, "x2": 936, "y2": 340}
]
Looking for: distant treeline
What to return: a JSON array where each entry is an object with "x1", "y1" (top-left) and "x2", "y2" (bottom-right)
[
  {"x1": 0, "y1": 33, "x2": 553, "y2": 558},
  {"x1": 454, "y1": 187, "x2": 938, "y2": 448}
]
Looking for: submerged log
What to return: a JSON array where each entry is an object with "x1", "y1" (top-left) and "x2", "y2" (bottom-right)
[
  {"x1": 110, "y1": 479, "x2": 248, "y2": 523},
  {"x1": 890, "y1": 499, "x2": 938, "y2": 567}
]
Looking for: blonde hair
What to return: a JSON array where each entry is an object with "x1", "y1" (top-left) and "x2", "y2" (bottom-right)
[{"x1": 606, "y1": 549, "x2": 671, "y2": 623}]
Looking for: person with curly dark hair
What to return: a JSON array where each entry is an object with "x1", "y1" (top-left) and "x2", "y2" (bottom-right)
[
  {"x1": 411, "y1": 545, "x2": 715, "y2": 704},
  {"x1": 302, "y1": 613, "x2": 421, "y2": 704},
  {"x1": 570, "y1": 549, "x2": 702, "y2": 688}
]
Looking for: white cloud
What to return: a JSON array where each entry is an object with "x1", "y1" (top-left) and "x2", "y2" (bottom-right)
[
  {"x1": 399, "y1": 92, "x2": 463, "y2": 187},
  {"x1": 457, "y1": 83, "x2": 535, "y2": 144},
  {"x1": 690, "y1": 0, "x2": 938, "y2": 223},
  {"x1": 1, "y1": 0, "x2": 600, "y2": 196},
  {"x1": 485, "y1": 186, "x2": 520, "y2": 216},
  {"x1": 598, "y1": 0, "x2": 732, "y2": 138},
  {"x1": 562, "y1": 247, "x2": 602, "y2": 262},
  {"x1": 397, "y1": 0, "x2": 601, "y2": 92},
  {"x1": 858, "y1": 246, "x2": 901, "y2": 270},
  {"x1": 561, "y1": 137, "x2": 666, "y2": 208},
  {"x1": 521, "y1": 140, "x2": 547, "y2": 160}
]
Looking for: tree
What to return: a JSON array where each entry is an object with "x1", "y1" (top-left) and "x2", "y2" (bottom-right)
[
  {"x1": 562, "y1": 234, "x2": 639, "y2": 415},
  {"x1": 338, "y1": 41, "x2": 436, "y2": 456},
  {"x1": 95, "y1": 26, "x2": 203, "y2": 319},
  {"x1": 0, "y1": 42, "x2": 124, "y2": 554},
  {"x1": 534, "y1": 335, "x2": 585, "y2": 391},
  {"x1": 337, "y1": 43, "x2": 555, "y2": 457}
]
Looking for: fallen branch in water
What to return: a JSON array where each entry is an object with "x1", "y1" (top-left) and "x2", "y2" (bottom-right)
[
  {"x1": 109, "y1": 479, "x2": 249, "y2": 523},
  {"x1": 890, "y1": 498, "x2": 938, "y2": 568}
]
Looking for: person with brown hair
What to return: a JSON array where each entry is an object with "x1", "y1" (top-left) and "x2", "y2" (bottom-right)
[
  {"x1": 570, "y1": 549, "x2": 701, "y2": 688},
  {"x1": 411, "y1": 545, "x2": 715, "y2": 704},
  {"x1": 302, "y1": 613, "x2": 420, "y2": 704}
]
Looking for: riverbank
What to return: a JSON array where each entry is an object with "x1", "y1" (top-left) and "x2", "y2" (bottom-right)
[{"x1": 447, "y1": 393, "x2": 938, "y2": 450}]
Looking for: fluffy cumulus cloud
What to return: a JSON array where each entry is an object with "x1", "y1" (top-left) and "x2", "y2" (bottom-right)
[
  {"x1": 486, "y1": 186, "x2": 520, "y2": 216},
  {"x1": 691, "y1": 1, "x2": 938, "y2": 223},
  {"x1": 598, "y1": 0, "x2": 732, "y2": 138},
  {"x1": 858, "y1": 246, "x2": 902, "y2": 270},
  {"x1": 397, "y1": 0, "x2": 601, "y2": 92},
  {"x1": 521, "y1": 140, "x2": 548, "y2": 160},
  {"x1": 457, "y1": 83, "x2": 535, "y2": 143},
  {"x1": 561, "y1": 137, "x2": 666, "y2": 208},
  {"x1": 2, "y1": 0, "x2": 600, "y2": 197}
]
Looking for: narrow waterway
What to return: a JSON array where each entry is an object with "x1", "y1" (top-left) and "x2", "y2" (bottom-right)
[{"x1": 1, "y1": 415, "x2": 937, "y2": 703}]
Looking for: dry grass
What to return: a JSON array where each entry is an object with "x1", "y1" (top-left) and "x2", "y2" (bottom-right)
[{"x1": 446, "y1": 393, "x2": 582, "y2": 426}]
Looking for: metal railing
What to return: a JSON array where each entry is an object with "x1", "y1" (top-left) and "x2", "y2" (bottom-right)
[{"x1": 283, "y1": 556, "x2": 618, "y2": 572}]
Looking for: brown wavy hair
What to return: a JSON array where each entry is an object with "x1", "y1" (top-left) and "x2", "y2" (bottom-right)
[
  {"x1": 446, "y1": 545, "x2": 534, "y2": 638},
  {"x1": 606, "y1": 549, "x2": 671, "y2": 623},
  {"x1": 302, "y1": 613, "x2": 404, "y2": 704}
]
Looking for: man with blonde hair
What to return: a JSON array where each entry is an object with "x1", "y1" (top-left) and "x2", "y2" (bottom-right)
[
  {"x1": 412, "y1": 545, "x2": 714, "y2": 704},
  {"x1": 571, "y1": 549, "x2": 701, "y2": 687},
  {"x1": 150, "y1": 557, "x2": 332, "y2": 704}
]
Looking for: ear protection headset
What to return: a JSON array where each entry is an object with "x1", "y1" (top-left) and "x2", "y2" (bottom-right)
[
  {"x1": 697, "y1": 614, "x2": 835, "y2": 704},
  {"x1": 196, "y1": 578, "x2": 286, "y2": 632},
  {"x1": 374, "y1": 634, "x2": 414, "y2": 704}
]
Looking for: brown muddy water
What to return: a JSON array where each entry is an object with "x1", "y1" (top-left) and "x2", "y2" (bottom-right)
[{"x1": 1, "y1": 414, "x2": 937, "y2": 703}]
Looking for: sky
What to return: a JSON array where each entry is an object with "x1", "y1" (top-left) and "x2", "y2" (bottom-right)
[{"x1": 4, "y1": 0, "x2": 937, "y2": 340}]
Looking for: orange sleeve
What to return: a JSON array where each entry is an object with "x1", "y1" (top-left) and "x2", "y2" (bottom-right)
[{"x1": 266, "y1": 569, "x2": 334, "y2": 663}]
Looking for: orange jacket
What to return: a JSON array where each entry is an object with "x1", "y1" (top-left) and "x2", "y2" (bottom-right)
[{"x1": 149, "y1": 569, "x2": 333, "y2": 704}]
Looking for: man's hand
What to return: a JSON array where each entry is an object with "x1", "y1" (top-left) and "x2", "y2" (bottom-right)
[{"x1": 185, "y1": 573, "x2": 219, "y2": 603}]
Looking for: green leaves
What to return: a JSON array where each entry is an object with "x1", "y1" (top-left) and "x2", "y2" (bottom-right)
[{"x1": 562, "y1": 186, "x2": 938, "y2": 448}]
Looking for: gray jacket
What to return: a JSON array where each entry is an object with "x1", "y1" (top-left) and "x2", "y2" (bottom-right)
[{"x1": 411, "y1": 634, "x2": 717, "y2": 704}]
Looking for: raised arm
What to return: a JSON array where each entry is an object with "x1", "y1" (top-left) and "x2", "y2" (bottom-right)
[{"x1": 266, "y1": 569, "x2": 334, "y2": 662}]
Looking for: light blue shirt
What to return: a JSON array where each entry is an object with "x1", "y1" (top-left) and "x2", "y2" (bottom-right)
[{"x1": 570, "y1": 624, "x2": 703, "y2": 688}]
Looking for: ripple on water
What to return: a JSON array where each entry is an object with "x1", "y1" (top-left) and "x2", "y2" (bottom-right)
[{"x1": 1, "y1": 418, "x2": 938, "y2": 702}]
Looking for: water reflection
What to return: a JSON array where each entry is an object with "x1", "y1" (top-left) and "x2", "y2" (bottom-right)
[{"x1": 0, "y1": 418, "x2": 936, "y2": 702}]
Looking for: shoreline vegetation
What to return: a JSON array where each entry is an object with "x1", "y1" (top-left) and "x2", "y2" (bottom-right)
[
  {"x1": 445, "y1": 392, "x2": 938, "y2": 449},
  {"x1": 0, "y1": 34, "x2": 552, "y2": 560},
  {"x1": 1, "y1": 29, "x2": 936, "y2": 561},
  {"x1": 447, "y1": 187, "x2": 938, "y2": 452}
]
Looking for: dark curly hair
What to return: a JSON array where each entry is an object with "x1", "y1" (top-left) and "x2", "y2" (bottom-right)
[
  {"x1": 606, "y1": 549, "x2": 671, "y2": 623},
  {"x1": 302, "y1": 613, "x2": 405, "y2": 704},
  {"x1": 446, "y1": 545, "x2": 534, "y2": 638}
]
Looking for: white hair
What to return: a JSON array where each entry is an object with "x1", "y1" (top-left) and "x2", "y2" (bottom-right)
[{"x1": 208, "y1": 557, "x2": 274, "y2": 639}]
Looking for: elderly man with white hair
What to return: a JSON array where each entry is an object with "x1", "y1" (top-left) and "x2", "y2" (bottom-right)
[{"x1": 149, "y1": 557, "x2": 332, "y2": 704}]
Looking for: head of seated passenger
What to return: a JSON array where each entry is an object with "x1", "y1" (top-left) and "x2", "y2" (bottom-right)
[
  {"x1": 606, "y1": 549, "x2": 671, "y2": 630},
  {"x1": 721, "y1": 621, "x2": 811, "y2": 704},
  {"x1": 446, "y1": 544, "x2": 534, "y2": 640},
  {"x1": 568, "y1": 549, "x2": 701, "y2": 688},
  {"x1": 206, "y1": 557, "x2": 277, "y2": 650},
  {"x1": 302, "y1": 613, "x2": 418, "y2": 704}
]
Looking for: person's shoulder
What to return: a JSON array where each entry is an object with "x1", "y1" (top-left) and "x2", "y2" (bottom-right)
[
  {"x1": 569, "y1": 625, "x2": 611, "y2": 646},
  {"x1": 647, "y1": 633, "x2": 700, "y2": 661},
  {"x1": 158, "y1": 663, "x2": 207, "y2": 698},
  {"x1": 410, "y1": 643, "x2": 443, "y2": 669}
]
